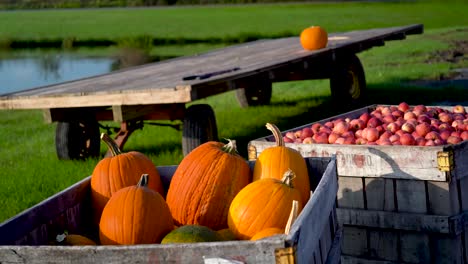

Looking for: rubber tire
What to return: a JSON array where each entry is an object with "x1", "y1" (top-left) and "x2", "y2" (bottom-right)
[
  {"x1": 235, "y1": 78, "x2": 272, "y2": 108},
  {"x1": 182, "y1": 104, "x2": 218, "y2": 156},
  {"x1": 330, "y1": 53, "x2": 367, "y2": 109},
  {"x1": 55, "y1": 120, "x2": 100, "y2": 160}
]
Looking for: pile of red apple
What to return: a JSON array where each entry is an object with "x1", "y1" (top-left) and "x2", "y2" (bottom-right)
[{"x1": 283, "y1": 102, "x2": 468, "y2": 146}]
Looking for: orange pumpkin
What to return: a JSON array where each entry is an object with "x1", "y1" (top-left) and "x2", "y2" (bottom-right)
[
  {"x1": 250, "y1": 227, "x2": 284, "y2": 241},
  {"x1": 300, "y1": 26, "x2": 328, "y2": 51},
  {"x1": 253, "y1": 123, "x2": 310, "y2": 205},
  {"x1": 99, "y1": 174, "x2": 173, "y2": 245},
  {"x1": 166, "y1": 139, "x2": 251, "y2": 230},
  {"x1": 90, "y1": 133, "x2": 164, "y2": 225},
  {"x1": 228, "y1": 170, "x2": 303, "y2": 240}
]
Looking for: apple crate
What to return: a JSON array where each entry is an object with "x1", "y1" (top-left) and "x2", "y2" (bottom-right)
[
  {"x1": 248, "y1": 104, "x2": 468, "y2": 264},
  {"x1": 0, "y1": 157, "x2": 340, "y2": 264}
]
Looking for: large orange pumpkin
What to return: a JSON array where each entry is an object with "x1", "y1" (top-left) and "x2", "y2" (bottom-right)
[
  {"x1": 228, "y1": 170, "x2": 303, "y2": 240},
  {"x1": 90, "y1": 133, "x2": 164, "y2": 225},
  {"x1": 99, "y1": 174, "x2": 174, "y2": 245},
  {"x1": 166, "y1": 139, "x2": 251, "y2": 230},
  {"x1": 253, "y1": 123, "x2": 311, "y2": 205},
  {"x1": 300, "y1": 25, "x2": 328, "y2": 51}
]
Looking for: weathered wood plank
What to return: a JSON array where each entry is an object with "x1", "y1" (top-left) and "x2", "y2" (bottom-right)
[
  {"x1": 341, "y1": 227, "x2": 367, "y2": 257},
  {"x1": 287, "y1": 157, "x2": 339, "y2": 264},
  {"x1": 337, "y1": 208, "x2": 453, "y2": 234}
]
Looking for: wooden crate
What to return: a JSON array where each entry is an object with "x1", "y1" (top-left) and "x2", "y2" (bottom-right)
[
  {"x1": 0, "y1": 157, "x2": 340, "y2": 264},
  {"x1": 248, "y1": 105, "x2": 468, "y2": 264}
]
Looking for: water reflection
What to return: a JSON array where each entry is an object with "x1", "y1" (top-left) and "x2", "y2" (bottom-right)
[{"x1": 0, "y1": 51, "x2": 116, "y2": 95}]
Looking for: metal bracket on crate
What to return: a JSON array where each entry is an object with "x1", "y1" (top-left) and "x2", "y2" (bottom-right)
[
  {"x1": 437, "y1": 150, "x2": 454, "y2": 172},
  {"x1": 275, "y1": 246, "x2": 296, "y2": 264}
]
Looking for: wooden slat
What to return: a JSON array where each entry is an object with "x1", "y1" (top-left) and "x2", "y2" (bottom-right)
[
  {"x1": 337, "y1": 208, "x2": 455, "y2": 234},
  {"x1": 287, "y1": 157, "x2": 338, "y2": 264},
  {"x1": 0, "y1": 239, "x2": 285, "y2": 264},
  {"x1": 0, "y1": 24, "x2": 423, "y2": 110}
]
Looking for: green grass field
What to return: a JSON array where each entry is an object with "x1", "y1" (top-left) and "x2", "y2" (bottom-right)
[{"x1": 0, "y1": 1, "x2": 467, "y2": 223}]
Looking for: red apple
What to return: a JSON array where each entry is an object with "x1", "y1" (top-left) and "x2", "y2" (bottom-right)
[
  {"x1": 425, "y1": 139, "x2": 436, "y2": 146},
  {"x1": 319, "y1": 126, "x2": 332, "y2": 134},
  {"x1": 328, "y1": 132, "x2": 340, "y2": 144},
  {"x1": 302, "y1": 137, "x2": 314, "y2": 144},
  {"x1": 439, "y1": 112, "x2": 453, "y2": 123},
  {"x1": 453, "y1": 105, "x2": 466, "y2": 114},
  {"x1": 400, "y1": 133, "x2": 416, "y2": 146},
  {"x1": 367, "y1": 117, "x2": 382, "y2": 128},
  {"x1": 416, "y1": 138, "x2": 427, "y2": 146},
  {"x1": 415, "y1": 122, "x2": 431, "y2": 137},
  {"x1": 379, "y1": 131, "x2": 392, "y2": 141},
  {"x1": 313, "y1": 132, "x2": 329, "y2": 144},
  {"x1": 356, "y1": 138, "x2": 368, "y2": 145},
  {"x1": 333, "y1": 121, "x2": 350, "y2": 135},
  {"x1": 284, "y1": 136, "x2": 294, "y2": 143},
  {"x1": 334, "y1": 137, "x2": 346, "y2": 145},
  {"x1": 413, "y1": 104, "x2": 427, "y2": 113},
  {"x1": 359, "y1": 112, "x2": 371, "y2": 124},
  {"x1": 398, "y1": 102, "x2": 410, "y2": 112},
  {"x1": 404, "y1": 111, "x2": 417, "y2": 120},
  {"x1": 425, "y1": 131, "x2": 441, "y2": 141},
  {"x1": 294, "y1": 129, "x2": 302, "y2": 139},
  {"x1": 382, "y1": 114, "x2": 395, "y2": 124},
  {"x1": 386, "y1": 122, "x2": 401, "y2": 134},
  {"x1": 401, "y1": 122, "x2": 415, "y2": 133},
  {"x1": 349, "y1": 119, "x2": 366, "y2": 131},
  {"x1": 311, "y1": 123, "x2": 322, "y2": 133},
  {"x1": 389, "y1": 134, "x2": 400, "y2": 143},
  {"x1": 300, "y1": 127, "x2": 314, "y2": 140},
  {"x1": 343, "y1": 136, "x2": 356, "y2": 145},
  {"x1": 285, "y1": 131, "x2": 296, "y2": 141},
  {"x1": 366, "y1": 127, "x2": 380, "y2": 142},
  {"x1": 446, "y1": 136, "x2": 462, "y2": 144},
  {"x1": 417, "y1": 114, "x2": 431, "y2": 124},
  {"x1": 391, "y1": 110, "x2": 404, "y2": 118},
  {"x1": 324, "y1": 121, "x2": 334, "y2": 129},
  {"x1": 440, "y1": 130, "x2": 451, "y2": 141},
  {"x1": 461, "y1": 131, "x2": 468, "y2": 141}
]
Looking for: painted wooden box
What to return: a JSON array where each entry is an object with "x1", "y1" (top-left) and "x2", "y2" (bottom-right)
[
  {"x1": 248, "y1": 104, "x2": 468, "y2": 263},
  {"x1": 0, "y1": 157, "x2": 340, "y2": 264}
]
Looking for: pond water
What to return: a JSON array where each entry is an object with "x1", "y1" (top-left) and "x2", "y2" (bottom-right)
[{"x1": 0, "y1": 51, "x2": 116, "y2": 95}]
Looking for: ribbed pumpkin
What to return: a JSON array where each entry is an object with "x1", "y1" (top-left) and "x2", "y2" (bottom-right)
[
  {"x1": 250, "y1": 227, "x2": 284, "y2": 241},
  {"x1": 99, "y1": 174, "x2": 173, "y2": 245},
  {"x1": 90, "y1": 133, "x2": 164, "y2": 224},
  {"x1": 166, "y1": 139, "x2": 251, "y2": 230},
  {"x1": 228, "y1": 170, "x2": 303, "y2": 240},
  {"x1": 300, "y1": 25, "x2": 328, "y2": 51},
  {"x1": 253, "y1": 123, "x2": 310, "y2": 205}
]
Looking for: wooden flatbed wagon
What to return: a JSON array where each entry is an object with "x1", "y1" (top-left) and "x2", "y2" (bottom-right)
[{"x1": 0, "y1": 24, "x2": 423, "y2": 160}]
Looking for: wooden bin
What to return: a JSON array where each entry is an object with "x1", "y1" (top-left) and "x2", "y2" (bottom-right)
[
  {"x1": 248, "y1": 105, "x2": 468, "y2": 264},
  {"x1": 0, "y1": 157, "x2": 340, "y2": 264}
]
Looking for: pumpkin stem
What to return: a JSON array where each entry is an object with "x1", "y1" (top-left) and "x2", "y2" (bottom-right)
[
  {"x1": 101, "y1": 133, "x2": 122, "y2": 156},
  {"x1": 285, "y1": 200, "x2": 299, "y2": 235},
  {"x1": 281, "y1": 169, "x2": 296, "y2": 188},
  {"x1": 137, "y1": 174, "x2": 149, "y2": 188},
  {"x1": 266, "y1": 123, "x2": 284, "y2": 147},
  {"x1": 221, "y1": 139, "x2": 239, "y2": 155}
]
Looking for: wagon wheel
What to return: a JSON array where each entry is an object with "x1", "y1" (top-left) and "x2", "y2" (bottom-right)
[
  {"x1": 182, "y1": 104, "x2": 219, "y2": 156},
  {"x1": 330, "y1": 53, "x2": 367, "y2": 109},
  {"x1": 235, "y1": 77, "x2": 272, "y2": 108},
  {"x1": 55, "y1": 119, "x2": 101, "y2": 160}
]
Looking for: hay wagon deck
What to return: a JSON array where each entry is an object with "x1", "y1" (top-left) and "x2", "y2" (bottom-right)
[{"x1": 0, "y1": 24, "x2": 423, "y2": 159}]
